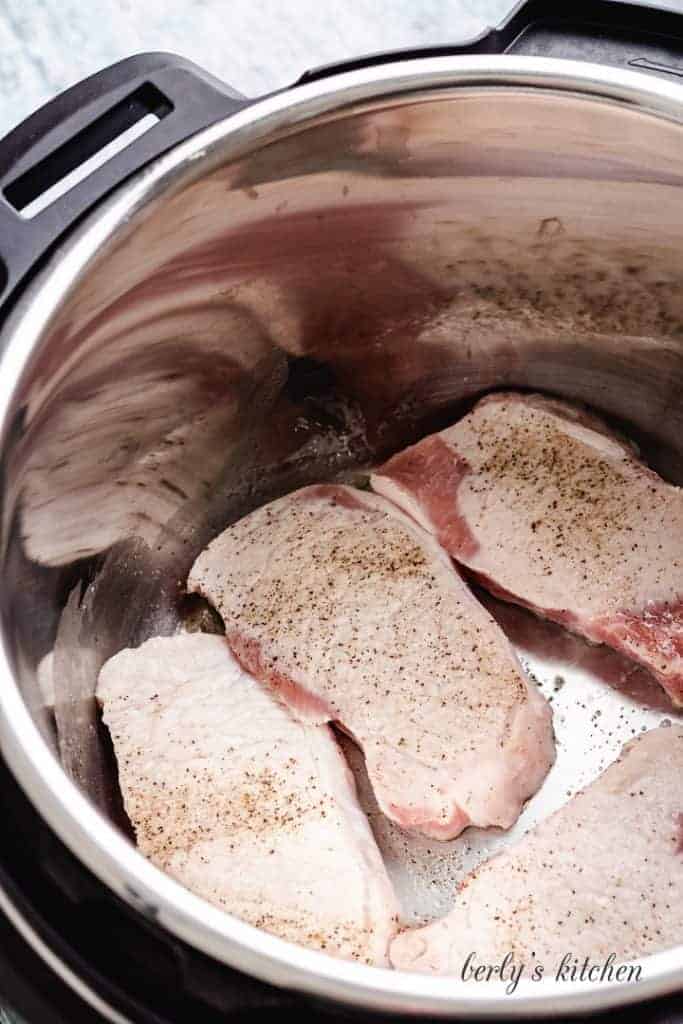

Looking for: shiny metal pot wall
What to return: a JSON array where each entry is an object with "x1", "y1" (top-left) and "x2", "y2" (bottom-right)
[{"x1": 1, "y1": 56, "x2": 683, "y2": 1017}]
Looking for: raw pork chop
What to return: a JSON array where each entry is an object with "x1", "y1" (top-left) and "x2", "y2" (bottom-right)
[
  {"x1": 188, "y1": 485, "x2": 554, "y2": 840},
  {"x1": 372, "y1": 392, "x2": 683, "y2": 705},
  {"x1": 391, "y1": 725, "x2": 683, "y2": 973},
  {"x1": 97, "y1": 633, "x2": 399, "y2": 964}
]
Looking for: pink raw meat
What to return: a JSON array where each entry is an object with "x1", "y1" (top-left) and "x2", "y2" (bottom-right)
[
  {"x1": 188, "y1": 484, "x2": 554, "y2": 840},
  {"x1": 98, "y1": 634, "x2": 399, "y2": 964},
  {"x1": 391, "y1": 726, "x2": 683, "y2": 974},
  {"x1": 372, "y1": 392, "x2": 683, "y2": 706}
]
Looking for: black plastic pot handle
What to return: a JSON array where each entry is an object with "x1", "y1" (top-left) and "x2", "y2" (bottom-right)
[
  {"x1": 300, "y1": 0, "x2": 683, "y2": 82},
  {"x1": 0, "y1": 53, "x2": 249, "y2": 307}
]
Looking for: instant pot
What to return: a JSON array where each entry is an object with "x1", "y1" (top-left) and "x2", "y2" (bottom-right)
[{"x1": 2, "y1": 1, "x2": 683, "y2": 1020}]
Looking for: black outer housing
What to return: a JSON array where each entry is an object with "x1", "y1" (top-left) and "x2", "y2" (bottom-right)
[{"x1": 2, "y1": 2, "x2": 683, "y2": 1020}]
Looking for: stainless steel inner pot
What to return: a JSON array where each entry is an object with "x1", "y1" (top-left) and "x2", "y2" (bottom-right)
[{"x1": 2, "y1": 56, "x2": 683, "y2": 1018}]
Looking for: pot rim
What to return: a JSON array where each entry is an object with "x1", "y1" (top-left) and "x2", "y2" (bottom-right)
[{"x1": 1, "y1": 54, "x2": 683, "y2": 1017}]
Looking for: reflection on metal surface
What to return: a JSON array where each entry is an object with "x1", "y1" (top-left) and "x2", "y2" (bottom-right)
[
  {"x1": 0, "y1": 1009, "x2": 25, "y2": 1024},
  {"x1": 0, "y1": 885, "x2": 129, "y2": 1024},
  {"x1": 2, "y1": 58, "x2": 683, "y2": 1015},
  {"x1": 0, "y1": 1009, "x2": 26, "y2": 1024}
]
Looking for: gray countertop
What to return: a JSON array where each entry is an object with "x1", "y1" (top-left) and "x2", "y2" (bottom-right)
[
  {"x1": 0, "y1": 0, "x2": 514, "y2": 135},
  {"x1": 7, "y1": 1, "x2": 683, "y2": 138}
]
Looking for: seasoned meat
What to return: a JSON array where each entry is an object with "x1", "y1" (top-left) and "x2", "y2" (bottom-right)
[
  {"x1": 97, "y1": 633, "x2": 399, "y2": 964},
  {"x1": 372, "y1": 392, "x2": 683, "y2": 705},
  {"x1": 188, "y1": 485, "x2": 554, "y2": 840},
  {"x1": 391, "y1": 725, "x2": 683, "y2": 973}
]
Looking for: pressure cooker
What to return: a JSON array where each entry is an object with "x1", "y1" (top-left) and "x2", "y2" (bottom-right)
[{"x1": 2, "y1": 0, "x2": 683, "y2": 1020}]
